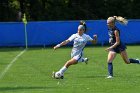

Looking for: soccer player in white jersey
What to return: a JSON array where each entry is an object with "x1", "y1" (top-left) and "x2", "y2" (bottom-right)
[{"x1": 52, "y1": 21, "x2": 97, "y2": 79}]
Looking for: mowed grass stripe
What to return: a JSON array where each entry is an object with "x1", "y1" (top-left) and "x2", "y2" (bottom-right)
[{"x1": 0, "y1": 49, "x2": 26, "y2": 79}]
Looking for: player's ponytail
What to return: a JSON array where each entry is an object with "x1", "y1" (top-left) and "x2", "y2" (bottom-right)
[
  {"x1": 114, "y1": 16, "x2": 128, "y2": 25},
  {"x1": 80, "y1": 20, "x2": 87, "y2": 32}
]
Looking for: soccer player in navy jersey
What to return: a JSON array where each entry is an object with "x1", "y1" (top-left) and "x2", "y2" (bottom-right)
[{"x1": 106, "y1": 16, "x2": 140, "y2": 78}]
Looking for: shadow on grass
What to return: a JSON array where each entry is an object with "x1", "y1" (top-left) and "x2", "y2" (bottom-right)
[
  {"x1": 0, "y1": 86, "x2": 55, "y2": 91},
  {"x1": 0, "y1": 47, "x2": 25, "y2": 52},
  {"x1": 78, "y1": 75, "x2": 106, "y2": 78}
]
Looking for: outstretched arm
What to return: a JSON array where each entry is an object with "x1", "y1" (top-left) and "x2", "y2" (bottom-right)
[
  {"x1": 54, "y1": 40, "x2": 70, "y2": 50},
  {"x1": 90, "y1": 35, "x2": 97, "y2": 44}
]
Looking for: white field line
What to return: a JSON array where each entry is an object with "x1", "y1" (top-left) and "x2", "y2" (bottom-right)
[{"x1": 0, "y1": 49, "x2": 26, "y2": 79}]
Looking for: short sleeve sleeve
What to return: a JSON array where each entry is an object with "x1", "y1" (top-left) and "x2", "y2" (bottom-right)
[
  {"x1": 86, "y1": 35, "x2": 93, "y2": 41},
  {"x1": 68, "y1": 34, "x2": 76, "y2": 42}
]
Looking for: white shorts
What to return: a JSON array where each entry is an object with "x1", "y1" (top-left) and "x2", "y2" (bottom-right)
[
  {"x1": 73, "y1": 55, "x2": 83, "y2": 62},
  {"x1": 71, "y1": 51, "x2": 84, "y2": 62}
]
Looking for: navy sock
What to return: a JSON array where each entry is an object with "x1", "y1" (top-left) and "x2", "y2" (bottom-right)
[
  {"x1": 108, "y1": 63, "x2": 113, "y2": 76},
  {"x1": 129, "y1": 58, "x2": 139, "y2": 64}
]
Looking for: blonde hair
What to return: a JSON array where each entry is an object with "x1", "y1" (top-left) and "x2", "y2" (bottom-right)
[{"x1": 107, "y1": 16, "x2": 128, "y2": 25}]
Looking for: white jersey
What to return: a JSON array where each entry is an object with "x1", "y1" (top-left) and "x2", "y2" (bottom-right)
[{"x1": 68, "y1": 33, "x2": 93, "y2": 61}]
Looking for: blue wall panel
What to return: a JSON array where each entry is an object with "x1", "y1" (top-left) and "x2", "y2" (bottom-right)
[
  {"x1": 0, "y1": 20, "x2": 140, "y2": 46},
  {"x1": 0, "y1": 22, "x2": 25, "y2": 46}
]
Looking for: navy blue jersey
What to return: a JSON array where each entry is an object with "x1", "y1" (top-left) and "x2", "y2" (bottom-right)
[
  {"x1": 108, "y1": 26, "x2": 126, "y2": 53},
  {"x1": 108, "y1": 26, "x2": 120, "y2": 45}
]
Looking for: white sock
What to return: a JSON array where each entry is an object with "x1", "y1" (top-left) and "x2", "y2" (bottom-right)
[{"x1": 59, "y1": 66, "x2": 67, "y2": 74}]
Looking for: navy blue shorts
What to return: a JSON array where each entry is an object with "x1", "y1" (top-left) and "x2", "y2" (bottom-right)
[{"x1": 111, "y1": 43, "x2": 126, "y2": 53}]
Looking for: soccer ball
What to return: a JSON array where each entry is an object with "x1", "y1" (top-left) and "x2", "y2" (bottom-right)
[{"x1": 53, "y1": 72, "x2": 64, "y2": 79}]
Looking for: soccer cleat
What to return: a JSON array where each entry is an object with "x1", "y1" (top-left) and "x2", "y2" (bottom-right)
[
  {"x1": 136, "y1": 59, "x2": 140, "y2": 64},
  {"x1": 60, "y1": 76, "x2": 64, "y2": 79},
  {"x1": 84, "y1": 58, "x2": 89, "y2": 64},
  {"x1": 60, "y1": 73, "x2": 64, "y2": 79},
  {"x1": 106, "y1": 75, "x2": 113, "y2": 79},
  {"x1": 52, "y1": 71, "x2": 64, "y2": 79}
]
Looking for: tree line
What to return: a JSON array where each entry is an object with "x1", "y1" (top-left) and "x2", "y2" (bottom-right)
[{"x1": 0, "y1": 0, "x2": 140, "y2": 21}]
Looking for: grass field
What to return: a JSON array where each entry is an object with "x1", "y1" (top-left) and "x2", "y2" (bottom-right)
[{"x1": 0, "y1": 46, "x2": 140, "y2": 93}]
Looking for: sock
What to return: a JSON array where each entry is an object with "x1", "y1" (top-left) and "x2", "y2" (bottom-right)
[
  {"x1": 108, "y1": 63, "x2": 113, "y2": 76},
  {"x1": 59, "y1": 66, "x2": 67, "y2": 74},
  {"x1": 129, "y1": 58, "x2": 139, "y2": 64}
]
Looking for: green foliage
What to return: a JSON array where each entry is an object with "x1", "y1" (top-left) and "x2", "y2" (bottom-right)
[{"x1": 0, "y1": 0, "x2": 140, "y2": 21}]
